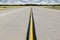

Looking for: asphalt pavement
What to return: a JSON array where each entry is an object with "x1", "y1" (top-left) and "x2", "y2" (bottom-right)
[
  {"x1": 33, "y1": 7, "x2": 60, "y2": 40},
  {"x1": 0, "y1": 7, "x2": 30, "y2": 40},
  {"x1": 0, "y1": 6, "x2": 60, "y2": 40}
]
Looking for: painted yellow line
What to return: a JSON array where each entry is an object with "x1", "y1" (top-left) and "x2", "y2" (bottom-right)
[
  {"x1": 26, "y1": 8, "x2": 37, "y2": 40},
  {"x1": 29, "y1": 9, "x2": 33, "y2": 40}
]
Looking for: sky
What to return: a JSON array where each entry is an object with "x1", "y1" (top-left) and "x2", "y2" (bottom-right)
[{"x1": 0, "y1": 0, "x2": 60, "y2": 4}]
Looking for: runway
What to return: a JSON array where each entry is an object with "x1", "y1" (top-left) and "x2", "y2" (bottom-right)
[{"x1": 0, "y1": 6, "x2": 60, "y2": 40}]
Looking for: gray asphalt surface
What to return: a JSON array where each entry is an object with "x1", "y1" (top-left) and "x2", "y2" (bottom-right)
[
  {"x1": 33, "y1": 7, "x2": 60, "y2": 40},
  {"x1": 0, "y1": 6, "x2": 60, "y2": 40},
  {"x1": 0, "y1": 7, "x2": 30, "y2": 40}
]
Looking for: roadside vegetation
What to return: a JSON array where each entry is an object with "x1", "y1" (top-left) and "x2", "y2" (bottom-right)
[
  {"x1": 44, "y1": 6, "x2": 60, "y2": 10},
  {"x1": 0, "y1": 5, "x2": 23, "y2": 10},
  {"x1": 0, "y1": 4, "x2": 60, "y2": 10}
]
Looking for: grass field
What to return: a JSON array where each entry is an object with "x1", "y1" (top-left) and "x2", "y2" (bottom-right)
[
  {"x1": 0, "y1": 6, "x2": 23, "y2": 10},
  {"x1": 0, "y1": 5, "x2": 60, "y2": 10},
  {"x1": 43, "y1": 6, "x2": 60, "y2": 10}
]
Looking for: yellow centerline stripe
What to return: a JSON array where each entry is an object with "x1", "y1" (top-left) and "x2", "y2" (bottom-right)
[{"x1": 29, "y1": 12, "x2": 33, "y2": 40}]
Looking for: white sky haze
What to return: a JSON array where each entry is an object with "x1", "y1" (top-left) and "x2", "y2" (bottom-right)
[{"x1": 0, "y1": 0, "x2": 60, "y2": 4}]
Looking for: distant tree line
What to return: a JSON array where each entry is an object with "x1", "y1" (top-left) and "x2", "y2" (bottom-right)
[{"x1": 0, "y1": 4, "x2": 60, "y2": 7}]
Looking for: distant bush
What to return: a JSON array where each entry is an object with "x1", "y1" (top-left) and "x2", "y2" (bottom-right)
[{"x1": 3, "y1": 7, "x2": 6, "y2": 8}]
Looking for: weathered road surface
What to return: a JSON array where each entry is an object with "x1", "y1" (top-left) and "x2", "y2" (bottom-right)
[
  {"x1": 0, "y1": 7, "x2": 30, "y2": 40},
  {"x1": 0, "y1": 6, "x2": 60, "y2": 40},
  {"x1": 33, "y1": 7, "x2": 60, "y2": 40}
]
